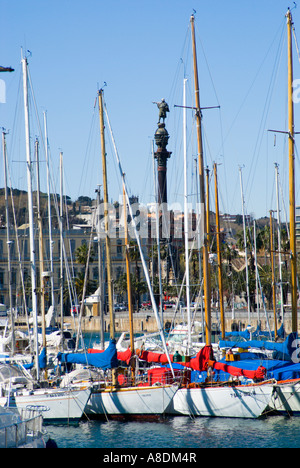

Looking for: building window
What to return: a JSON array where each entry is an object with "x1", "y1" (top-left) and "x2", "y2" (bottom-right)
[
  {"x1": 117, "y1": 240, "x2": 122, "y2": 256},
  {"x1": 69, "y1": 239, "x2": 76, "y2": 258},
  {"x1": 0, "y1": 270, "x2": 4, "y2": 289}
]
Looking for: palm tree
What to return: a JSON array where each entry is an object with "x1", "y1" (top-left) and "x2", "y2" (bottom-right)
[
  {"x1": 128, "y1": 240, "x2": 140, "y2": 281},
  {"x1": 256, "y1": 225, "x2": 271, "y2": 260},
  {"x1": 115, "y1": 273, "x2": 147, "y2": 311},
  {"x1": 259, "y1": 264, "x2": 273, "y2": 310},
  {"x1": 74, "y1": 243, "x2": 96, "y2": 304},
  {"x1": 74, "y1": 272, "x2": 96, "y2": 303},
  {"x1": 236, "y1": 226, "x2": 253, "y2": 252},
  {"x1": 75, "y1": 243, "x2": 95, "y2": 267}
]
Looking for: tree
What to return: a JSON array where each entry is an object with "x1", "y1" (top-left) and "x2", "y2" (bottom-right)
[
  {"x1": 259, "y1": 265, "x2": 273, "y2": 309},
  {"x1": 74, "y1": 272, "x2": 96, "y2": 303},
  {"x1": 115, "y1": 273, "x2": 147, "y2": 311},
  {"x1": 128, "y1": 240, "x2": 140, "y2": 281},
  {"x1": 236, "y1": 226, "x2": 253, "y2": 252},
  {"x1": 75, "y1": 243, "x2": 95, "y2": 266},
  {"x1": 74, "y1": 243, "x2": 96, "y2": 306},
  {"x1": 77, "y1": 196, "x2": 92, "y2": 206}
]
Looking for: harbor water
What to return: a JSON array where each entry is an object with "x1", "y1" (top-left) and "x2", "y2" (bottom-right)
[
  {"x1": 46, "y1": 415, "x2": 300, "y2": 448},
  {"x1": 46, "y1": 332, "x2": 300, "y2": 449}
]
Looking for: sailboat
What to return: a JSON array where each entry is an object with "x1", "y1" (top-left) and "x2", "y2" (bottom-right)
[
  {"x1": 58, "y1": 88, "x2": 178, "y2": 419},
  {"x1": 164, "y1": 14, "x2": 276, "y2": 418},
  {"x1": 0, "y1": 363, "x2": 91, "y2": 424},
  {"x1": 256, "y1": 8, "x2": 300, "y2": 416},
  {"x1": 0, "y1": 53, "x2": 91, "y2": 424},
  {"x1": 182, "y1": 9, "x2": 300, "y2": 417}
]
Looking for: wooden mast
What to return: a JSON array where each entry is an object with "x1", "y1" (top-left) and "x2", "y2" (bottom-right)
[
  {"x1": 287, "y1": 8, "x2": 298, "y2": 333},
  {"x1": 214, "y1": 163, "x2": 225, "y2": 339},
  {"x1": 191, "y1": 14, "x2": 211, "y2": 345},
  {"x1": 206, "y1": 166, "x2": 210, "y2": 252},
  {"x1": 98, "y1": 88, "x2": 117, "y2": 387}
]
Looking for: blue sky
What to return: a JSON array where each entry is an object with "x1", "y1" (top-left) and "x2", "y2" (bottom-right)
[{"x1": 0, "y1": 0, "x2": 299, "y2": 221}]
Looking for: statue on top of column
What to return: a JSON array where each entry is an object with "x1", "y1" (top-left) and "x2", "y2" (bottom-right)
[{"x1": 152, "y1": 98, "x2": 170, "y2": 124}]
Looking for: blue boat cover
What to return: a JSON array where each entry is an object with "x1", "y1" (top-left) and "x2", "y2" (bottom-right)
[
  {"x1": 253, "y1": 323, "x2": 285, "y2": 339},
  {"x1": 57, "y1": 339, "x2": 118, "y2": 370},
  {"x1": 219, "y1": 332, "x2": 298, "y2": 361},
  {"x1": 39, "y1": 347, "x2": 47, "y2": 369},
  {"x1": 225, "y1": 328, "x2": 251, "y2": 339},
  {"x1": 21, "y1": 348, "x2": 46, "y2": 370},
  {"x1": 225, "y1": 323, "x2": 285, "y2": 341}
]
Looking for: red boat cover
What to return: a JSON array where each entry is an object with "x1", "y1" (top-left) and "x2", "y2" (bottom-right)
[
  {"x1": 137, "y1": 345, "x2": 266, "y2": 380},
  {"x1": 177, "y1": 345, "x2": 214, "y2": 371},
  {"x1": 137, "y1": 345, "x2": 214, "y2": 371},
  {"x1": 138, "y1": 349, "x2": 173, "y2": 364},
  {"x1": 213, "y1": 362, "x2": 267, "y2": 380}
]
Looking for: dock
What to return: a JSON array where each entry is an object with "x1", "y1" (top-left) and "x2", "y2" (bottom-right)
[{"x1": 63, "y1": 308, "x2": 296, "y2": 335}]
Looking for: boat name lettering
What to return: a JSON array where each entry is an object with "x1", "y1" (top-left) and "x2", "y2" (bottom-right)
[{"x1": 46, "y1": 392, "x2": 63, "y2": 398}]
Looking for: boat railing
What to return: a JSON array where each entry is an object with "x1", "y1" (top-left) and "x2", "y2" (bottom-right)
[
  {"x1": 0, "y1": 407, "x2": 44, "y2": 448},
  {"x1": 99, "y1": 367, "x2": 188, "y2": 389}
]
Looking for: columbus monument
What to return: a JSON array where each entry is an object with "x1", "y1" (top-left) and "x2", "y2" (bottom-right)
[{"x1": 153, "y1": 99, "x2": 172, "y2": 205}]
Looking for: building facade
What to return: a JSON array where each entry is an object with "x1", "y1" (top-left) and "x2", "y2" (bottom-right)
[{"x1": 0, "y1": 224, "x2": 149, "y2": 315}]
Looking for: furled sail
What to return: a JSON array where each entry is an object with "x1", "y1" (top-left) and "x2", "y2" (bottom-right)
[{"x1": 57, "y1": 339, "x2": 118, "y2": 370}]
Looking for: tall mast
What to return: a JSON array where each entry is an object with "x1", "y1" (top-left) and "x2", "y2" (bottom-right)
[
  {"x1": 275, "y1": 163, "x2": 284, "y2": 323},
  {"x1": 194, "y1": 158, "x2": 204, "y2": 332},
  {"x1": 253, "y1": 220, "x2": 260, "y2": 323},
  {"x1": 190, "y1": 14, "x2": 211, "y2": 345},
  {"x1": 206, "y1": 166, "x2": 212, "y2": 324},
  {"x1": 22, "y1": 55, "x2": 40, "y2": 380},
  {"x1": 2, "y1": 131, "x2": 15, "y2": 353},
  {"x1": 214, "y1": 163, "x2": 225, "y2": 339},
  {"x1": 96, "y1": 185, "x2": 105, "y2": 350},
  {"x1": 59, "y1": 152, "x2": 64, "y2": 345},
  {"x1": 43, "y1": 112, "x2": 55, "y2": 315},
  {"x1": 183, "y1": 78, "x2": 192, "y2": 353},
  {"x1": 206, "y1": 167, "x2": 210, "y2": 252},
  {"x1": 35, "y1": 138, "x2": 47, "y2": 366},
  {"x1": 239, "y1": 166, "x2": 251, "y2": 323},
  {"x1": 270, "y1": 210, "x2": 278, "y2": 339},
  {"x1": 287, "y1": 8, "x2": 297, "y2": 333},
  {"x1": 98, "y1": 89, "x2": 117, "y2": 386},
  {"x1": 122, "y1": 177, "x2": 135, "y2": 383}
]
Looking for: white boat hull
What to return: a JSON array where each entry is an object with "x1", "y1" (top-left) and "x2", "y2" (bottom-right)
[
  {"x1": 169, "y1": 383, "x2": 274, "y2": 418},
  {"x1": 0, "y1": 387, "x2": 91, "y2": 423},
  {"x1": 270, "y1": 380, "x2": 300, "y2": 415},
  {"x1": 86, "y1": 384, "x2": 177, "y2": 418}
]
